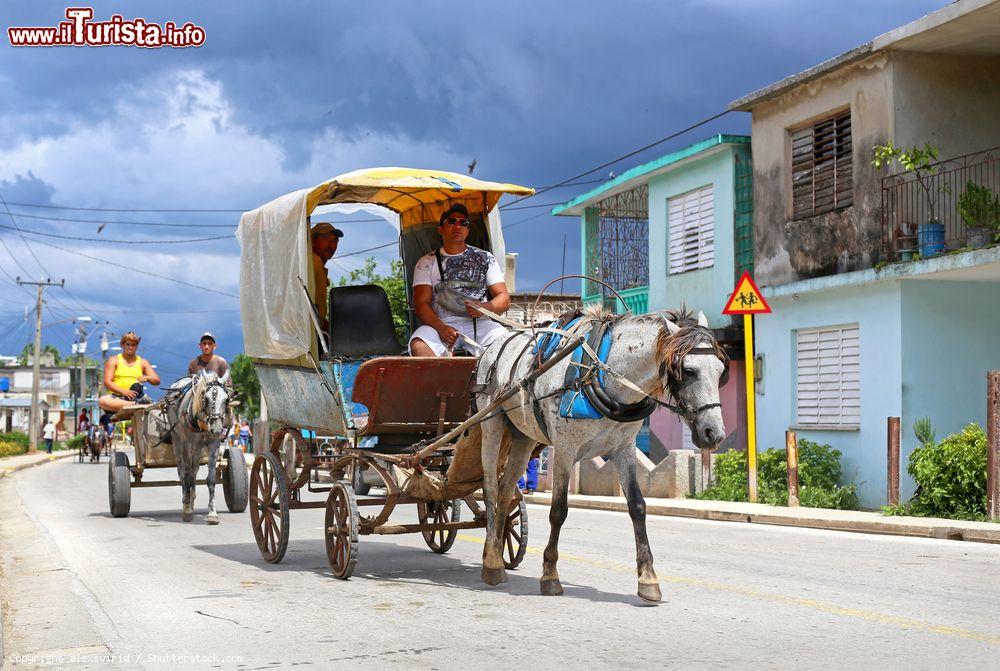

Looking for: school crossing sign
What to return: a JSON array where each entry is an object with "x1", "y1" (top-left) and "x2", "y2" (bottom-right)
[
  {"x1": 722, "y1": 270, "x2": 770, "y2": 503},
  {"x1": 723, "y1": 271, "x2": 771, "y2": 315}
]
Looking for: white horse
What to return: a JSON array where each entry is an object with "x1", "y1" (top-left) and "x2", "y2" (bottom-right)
[
  {"x1": 475, "y1": 307, "x2": 727, "y2": 601},
  {"x1": 165, "y1": 372, "x2": 233, "y2": 523}
]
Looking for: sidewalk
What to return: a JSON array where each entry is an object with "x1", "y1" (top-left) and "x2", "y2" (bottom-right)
[
  {"x1": 519, "y1": 492, "x2": 1000, "y2": 545},
  {"x1": 0, "y1": 450, "x2": 76, "y2": 480}
]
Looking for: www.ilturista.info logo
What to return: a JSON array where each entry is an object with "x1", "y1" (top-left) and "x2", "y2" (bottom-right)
[{"x1": 8, "y1": 7, "x2": 206, "y2": 48}]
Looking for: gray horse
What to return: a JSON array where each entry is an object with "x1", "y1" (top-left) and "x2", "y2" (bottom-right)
[
  {"x1": 163, "y1": 372, "x2": 233, "y2": 523},
  {"x1": 476, "y1": 308, "x2": 727, "y2": 601}
]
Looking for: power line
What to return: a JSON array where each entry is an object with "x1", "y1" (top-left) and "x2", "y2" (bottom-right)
[
  {"x1": 503, "y1": 108, "x2": 734, "y2": 208},
  {"x1": 0, "y1": 222, "x2": 232, "y2": 245},
  {"x1": 26, "y1": 238, "x2": 239, "y2": 299},
  {"x1": 1, "y1": 201, "x2": 248, "y2": 213},
  {"x1": 336, "y1": 241, "x2": 397, "y2": 258},
  {"x1": 3, "y1": 211, "x2": 236, "y2": 228}
]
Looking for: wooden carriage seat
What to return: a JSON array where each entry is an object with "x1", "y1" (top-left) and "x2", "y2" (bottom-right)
[
  {"x1": 351, "y1": 357, "x2": 477, "y2": 435},
  {"x1": 328, "y1": 285, "x2": 404, "y2": 358}
]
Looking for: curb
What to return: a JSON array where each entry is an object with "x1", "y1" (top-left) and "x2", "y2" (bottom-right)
[
  {"x1": 0, "y1": 452, "x2": 77, "y2": 480},
  {"x1": 518, "y1": 493, "x2": 1000, "y2": 545}
]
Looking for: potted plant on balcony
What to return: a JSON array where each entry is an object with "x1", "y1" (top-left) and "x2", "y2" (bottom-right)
[
  {"x1": 873, "y1": 142, "x2": 945, "y2": 258},
  {"x1": 956, "y1": 180, "x2": 1000, "y2": 250}
]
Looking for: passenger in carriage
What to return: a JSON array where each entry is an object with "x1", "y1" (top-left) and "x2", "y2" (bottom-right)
[
  {"x1": 409, "y1": 203, "x2": 511, "y2": 357},
  {"x1": 309, "y1": 220, "x2": 344, "y2": 332},
  {"x1": 98, "y1": 332, "x2": 161, "y2": 413}
]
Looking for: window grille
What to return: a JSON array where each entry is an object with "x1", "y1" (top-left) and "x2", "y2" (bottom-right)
[
  {"x1": 791, "y1": 110, "x2": 853, "y2": 219},
  {"x1": 795, "y1": 325, "x2": 860, "y2": 427},
  {"x1": 668, "y1": 184, "x2": 714, "y2": 274}
]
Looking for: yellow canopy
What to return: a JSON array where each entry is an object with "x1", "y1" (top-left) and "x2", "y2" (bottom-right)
[{"x1": 305, "y1": 167, "x2": 534, "y2": 228}]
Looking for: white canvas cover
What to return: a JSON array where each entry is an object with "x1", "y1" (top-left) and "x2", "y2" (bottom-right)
[{"x1": 237, "y1": 189, "x2": 313, "y2": 360}]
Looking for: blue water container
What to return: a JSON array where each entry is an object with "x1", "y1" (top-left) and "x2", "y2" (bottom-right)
[{"x1": 918, "y1": 222, "x2": 945, "y2": 258}]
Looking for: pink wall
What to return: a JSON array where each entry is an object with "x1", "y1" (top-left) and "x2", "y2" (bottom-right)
[{"x1": 649, "y1": 360, "x2": 747, "y2": 456}]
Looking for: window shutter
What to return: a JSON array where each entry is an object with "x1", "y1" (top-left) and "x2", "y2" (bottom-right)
[
  {"x1": 668, "y1": 184, "x2": 715, "y2": 275},
  {"x1": 796, "y1": 325, "x2": 860, "y2": 427},
  {"x1": 791, "y1": 110, "x2": 852, "y2": 219}
]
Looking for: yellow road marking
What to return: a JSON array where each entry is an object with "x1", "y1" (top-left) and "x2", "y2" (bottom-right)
[{"x1": 456, "y1": 534, "x2": 1000, "y2": 646}]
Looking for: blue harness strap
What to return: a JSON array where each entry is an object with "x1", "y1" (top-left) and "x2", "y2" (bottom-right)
[
  {"x1": 558, "y1": 326, "x2": 613, "y2": 419},
  {"x1": 533, "y1": 317, "x2": 583, "y2": 361}
]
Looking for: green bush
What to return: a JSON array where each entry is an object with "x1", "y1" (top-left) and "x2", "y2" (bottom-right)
[
  {"x1": 0, "y1": 441, "x2": 28, "y2": 457},
  {"x1": 66, "y1": 434, "x2": 86, "y2": 451},
  {"x1": 885, "y1": 423, "x2": 988, "y2": 521},
  {"x1": 4, "y1": 431, "x2": 31, "y2": 449},
  {"x1": 693, "y1": 439, "x2": 859, "y2": 510}
]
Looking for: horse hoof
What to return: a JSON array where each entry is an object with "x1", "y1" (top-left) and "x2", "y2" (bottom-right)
[
  {"x1": 481, "y1": 566, "x2": 507, "y2": 586},
  {"x1": 540, "y1": 579, "x2": 564, "y2": 596},
  {"x1": 181, "y1": 511, "x2": 194, "y2": 522},
  {"x1": 206, "y1": 514, "x2": 219, "y2": 525},
  {"x1": 638, "y1": 582, "x2": 662, "y2": 603}
]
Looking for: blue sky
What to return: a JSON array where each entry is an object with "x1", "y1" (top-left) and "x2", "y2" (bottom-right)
[{"x1": 0, "y1": 0, "x2": 945, "y2": 384}]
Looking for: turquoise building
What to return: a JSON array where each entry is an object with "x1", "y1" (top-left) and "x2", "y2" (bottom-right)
[{"x1": 553, "y1": 134, "x2": 752, "y2": 458}]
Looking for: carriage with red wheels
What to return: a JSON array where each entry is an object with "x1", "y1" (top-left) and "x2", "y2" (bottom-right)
[{"x1": 237, "y1": 168, "x2": 534, "y2": 578}]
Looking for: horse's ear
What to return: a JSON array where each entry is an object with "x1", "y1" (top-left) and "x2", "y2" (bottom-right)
[
  {"x1": 664, "y1": 319, "x2": 681, "y2": 336},
  {"x1": 696, "y1": 311, "x2": 709, "y2": 328},
  {"x1": 220, "y1": 368, "x2": 231, "y2": 384}
]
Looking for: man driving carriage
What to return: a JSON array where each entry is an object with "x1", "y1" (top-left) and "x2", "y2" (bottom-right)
[{"x1": 409, "y1": 203, "x2": 511, "y2": 357}]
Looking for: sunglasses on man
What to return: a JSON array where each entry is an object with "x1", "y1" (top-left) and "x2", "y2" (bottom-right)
[{"x1": 442, "y1": 216, "x2": 470, "y2": 228}]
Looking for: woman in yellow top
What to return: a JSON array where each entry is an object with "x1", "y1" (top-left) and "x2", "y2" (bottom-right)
[{"x1": 98, "y1": 332, "x2": 161, "y2": 413}]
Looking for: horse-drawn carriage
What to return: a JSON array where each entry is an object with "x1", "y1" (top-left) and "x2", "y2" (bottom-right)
[
  {"x1": 78, "y1": 423, "x2": 109, "y2": 463},
  {"x1": 238, "y1": 168, "x2": 536, "y2": 578},
  {"x1": 107, "y1": 380, "x2": 250, "y2": 520}
]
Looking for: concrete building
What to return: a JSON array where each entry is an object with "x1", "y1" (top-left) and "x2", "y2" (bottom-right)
[
  {"x1": 729, "y1": 0, "x2": 1000, "y2": 508},
  {"x1": 553, "y1": 134, "x2": 752, "y2": 459}
]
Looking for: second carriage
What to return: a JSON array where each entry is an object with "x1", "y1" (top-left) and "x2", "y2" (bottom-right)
[{"x1": 239, "y1": 168, "x2": 534, "y2": 579}]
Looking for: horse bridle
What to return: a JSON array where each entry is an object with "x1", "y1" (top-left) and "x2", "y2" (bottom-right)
[{"x1": 652, "y1": 345, "x2": 727, "y2": 424}]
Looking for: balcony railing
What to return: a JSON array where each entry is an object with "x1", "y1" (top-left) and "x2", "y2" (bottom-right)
[
  {"x1": 881, "y1": 146, "x2": 1000, "y2": 259},
  {"x1": 583, "y1": 285, "x2": 648, "y2": 315}
]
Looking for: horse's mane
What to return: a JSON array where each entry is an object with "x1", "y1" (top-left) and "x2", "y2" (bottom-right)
[{"x1": 576, "y1": 303, "x2": 724, "y2": 397}]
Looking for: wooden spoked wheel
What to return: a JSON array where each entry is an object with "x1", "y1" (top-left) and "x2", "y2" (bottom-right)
[
  {"x1": 502, "y1": 491, "x2": 528, "y2": 570},
  {"x1": 250, "y1": 452, "x2": 290, "y2": 563},
  {"x1": 325, "y1": 481, "x2": 359, "y2": 580},
  {"x1": 417, "y1": 499, "x2": 461, "y2": 554}
]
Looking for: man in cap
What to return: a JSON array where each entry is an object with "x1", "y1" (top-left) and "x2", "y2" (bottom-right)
[
  {"x1": 409, "y1": 203, "x2": 510, "y2": 357},
  {"x1": 311, "y1": 221, "x2": 344, "y2": 331},
  {"x1": 188, "y1": 331, "x2": 229, "y2": 380}
]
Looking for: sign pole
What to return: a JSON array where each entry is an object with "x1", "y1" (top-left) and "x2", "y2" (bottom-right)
[
  {"x1": 723, "y1": 271, "x2": 770, "y2": 505},
  {"x1": 744, "y1": 313, "x2": 758, "y2": 502}
]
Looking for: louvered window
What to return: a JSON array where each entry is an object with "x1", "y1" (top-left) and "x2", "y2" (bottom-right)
[
  {"x1": 668, "y1": 184, "x2": 714, "y2": 274},
  {"x1": 796, "y1": 325, "x2": 860, "y2": 427},
  {"x1": 791, "y1": 110, "x2": 853, "y2": 220}
]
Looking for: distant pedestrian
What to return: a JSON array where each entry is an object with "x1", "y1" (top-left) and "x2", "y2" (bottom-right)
[
  {"x1": 42, "y1": 420, "x2": 56, "y2": 453},
  {"x1": 77, "y1": 409, "x2": 90, "y2": 434},
  {"x1": 518, "y1": 445, "x2": 543, "y2": 495},
  {"x1": 238, "y1": 420, "x2": 252, "y2": 451}
]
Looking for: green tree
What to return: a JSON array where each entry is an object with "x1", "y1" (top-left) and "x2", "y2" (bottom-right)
[
  {"x1": 230, "y1": 353, "x2": 260, "y2": 420},
  {"x1": 18, "y1": 343, "x2": 62, "y2": 366},
  {"x1": 337, "y1": 257, "x2": 408, "y2": 329}
]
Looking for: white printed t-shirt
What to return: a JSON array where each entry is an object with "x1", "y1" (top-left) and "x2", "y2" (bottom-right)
[{"x1": 409, "y1": 246, "x2": 507, "y2": 355}]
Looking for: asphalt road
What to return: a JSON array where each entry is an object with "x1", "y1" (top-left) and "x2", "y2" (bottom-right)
[{"x1": 2, "y1": 455, "x2": 999, "y2": 670}]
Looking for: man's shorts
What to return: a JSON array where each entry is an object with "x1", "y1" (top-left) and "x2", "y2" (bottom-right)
[{"x1": 408, "y1": 320, "x2": 507, "y2": 357}]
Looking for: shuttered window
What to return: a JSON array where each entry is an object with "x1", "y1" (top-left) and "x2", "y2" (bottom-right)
[
  {"x1": 795, "y1": 325, "x2": 860, "y2": 427},
  {"x1": 791, "y1": 110, "x2": 853, "y2": 220},
  {"x1": 668, "y1": 184, "x2": 714, "y2": 274}
]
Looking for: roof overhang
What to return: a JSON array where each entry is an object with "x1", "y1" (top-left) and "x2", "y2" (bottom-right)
[
  {"x1": 729, "y1": 0, "x2": 1000, "y2": 112},
  {"x1": 551, "y1": 135, "x2": 749, "y2": 217}
]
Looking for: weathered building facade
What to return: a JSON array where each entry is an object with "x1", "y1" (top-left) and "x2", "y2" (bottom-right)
[{"x1": 731, "y1": 0, "x2": 1000, "y2": 508}]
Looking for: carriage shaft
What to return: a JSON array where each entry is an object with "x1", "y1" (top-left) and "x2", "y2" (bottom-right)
[{"x1": 368, "y1": 520, "x2": 483, "y2": 535}]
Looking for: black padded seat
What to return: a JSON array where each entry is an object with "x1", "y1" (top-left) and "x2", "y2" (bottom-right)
[{"x1": 327, "y1": 285, "x2": 404, "y2": 358}]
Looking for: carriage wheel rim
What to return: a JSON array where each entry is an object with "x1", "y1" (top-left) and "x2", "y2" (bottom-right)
[
  {"x1": 502, "y1": 497, "x2": 528, "y2": 569},
  {"x1": 325, "y1": 482, "x2": 357, "y2": 579},
  {"x1": 250, "y1": 454, "x2": 287, "y2": 562}
]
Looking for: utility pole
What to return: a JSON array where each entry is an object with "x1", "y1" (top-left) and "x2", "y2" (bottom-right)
[
  {"x1": 16, "y1": 277, "x2": 64, "y2": 452},
  {"x1": 76, "y1": 317, "x2": 93, "y2": 428}
]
